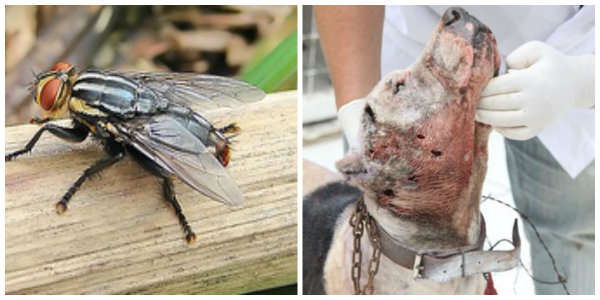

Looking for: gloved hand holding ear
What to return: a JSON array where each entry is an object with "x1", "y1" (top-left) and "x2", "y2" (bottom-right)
[
  {"x1": 337, "y1": 98, "x2": 366, "y2": 153},
  {"x1": 476, "y1": 41, "x2": 595, "y2": 140}
]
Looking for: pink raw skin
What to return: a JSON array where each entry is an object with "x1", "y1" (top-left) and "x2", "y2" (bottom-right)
[{"x1": 337, "y1": 9, "x2": 500, "y2": 241}]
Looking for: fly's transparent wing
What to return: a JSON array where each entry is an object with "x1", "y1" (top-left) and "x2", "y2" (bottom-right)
[
  {"x1": 116, "y1": 114, "x2": 244, "y2": 206},
  {"x1": 117, "y1": 71, "x2": 265, "y2": 110}
]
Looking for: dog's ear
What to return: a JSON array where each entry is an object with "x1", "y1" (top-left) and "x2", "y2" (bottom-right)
[{"x1": 335, "y1": 152, "x2": 367, "y2": 183}]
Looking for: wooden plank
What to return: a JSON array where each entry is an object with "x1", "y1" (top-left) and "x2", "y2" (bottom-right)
[{"x1": 5, "y1": 91, "x2": 298, "y2": 295}]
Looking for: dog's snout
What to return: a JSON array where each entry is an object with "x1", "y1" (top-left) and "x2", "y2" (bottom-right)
[{"x1": 442, "y1": 7, "x2": 463, "y2": 27}]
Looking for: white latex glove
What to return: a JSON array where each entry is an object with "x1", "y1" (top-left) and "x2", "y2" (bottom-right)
[
  {"x1": 476, "y1": 41, "x2": 595, "y2": 140},
  {"x1": 338, "y1": 98, "x2": 366, "y2": 153}
]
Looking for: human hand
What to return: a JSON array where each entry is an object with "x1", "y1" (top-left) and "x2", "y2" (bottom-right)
[
  {"x1": 475, "y1": 41, "x2": 594, "y2": 140},
  {"x1": 338, "y1": 98, "x2": 366, "y2": 153}
]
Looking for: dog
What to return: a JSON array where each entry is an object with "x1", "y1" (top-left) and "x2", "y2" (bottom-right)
[{"x1": 304, "y1": 7, "x2": 520, "y2": 295}]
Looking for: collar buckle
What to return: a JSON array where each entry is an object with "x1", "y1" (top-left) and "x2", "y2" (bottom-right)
[{"x1": 413, "y1": 253, "x2": 425, "y2": 279}]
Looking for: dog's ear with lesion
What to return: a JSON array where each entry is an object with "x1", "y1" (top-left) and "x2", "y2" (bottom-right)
[
  {"x1": 336, "y1": 106, "x2": 371, "y2": 185},
  {"x1": 335, "y1": 152, "x2": 367, "y2": 185}
]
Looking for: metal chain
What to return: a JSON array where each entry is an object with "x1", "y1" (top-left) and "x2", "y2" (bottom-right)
[
  {"x1": 349, "y1": 193, "x2": 567, "y2": 295},
  {"x1": 349, "y1": 197, "x2": 364, "y2": 294},
  {"x1": 364, "y1": 210, "x2": 382, "y2": 294},
  {"x1": 350, "y1": 196, "x2": 382, "y2": 295}
]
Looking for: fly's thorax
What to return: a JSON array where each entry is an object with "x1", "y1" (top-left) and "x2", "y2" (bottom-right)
[
  {"x1": 72, "y1": 70, "x2": 163, "y2": 118},
  {"x1": 97, "y1": 120, "x2": 122, "y2": 140},
  {"x1": 33, "y1": 61, "x2": 77, "y2": 118},
  {"x1": 68, "y1": 97, "x2": 109, "y2": 118}
]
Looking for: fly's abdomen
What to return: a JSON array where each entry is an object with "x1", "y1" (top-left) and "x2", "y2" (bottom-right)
[
  {"x1": 72, "y1": 70, "x2": 165, "y2": 118},
  {"x1": 167, "y1": 105, "x2": 214, "y2": 144}
]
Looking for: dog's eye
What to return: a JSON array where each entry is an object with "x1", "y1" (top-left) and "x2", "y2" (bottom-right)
[
  {"x1": 365, "y1": 105, "x2": 376, "y2": 122},
  {"x1": 393, "y1": 82, "x2": 404, "y2": 95}
]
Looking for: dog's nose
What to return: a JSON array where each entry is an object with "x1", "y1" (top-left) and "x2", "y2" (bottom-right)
[{"x1": 442, "y1": 7, "x2": 465, "y2": 27}]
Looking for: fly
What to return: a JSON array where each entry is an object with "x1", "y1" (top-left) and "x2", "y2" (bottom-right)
[{"x1": 6, "y1": 61, "x2": 265, "y2": 244}]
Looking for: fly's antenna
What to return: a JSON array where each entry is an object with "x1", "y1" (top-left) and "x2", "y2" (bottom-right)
[
  {"x1": 27, "y1": 68, "x2": 41, "y2": 100},
  {"x1": 29, "y1": 68, "x2": 41, "y2": 81},
  {"x1": 27, "y1": 75, "x2": 36, "y2": 92}
]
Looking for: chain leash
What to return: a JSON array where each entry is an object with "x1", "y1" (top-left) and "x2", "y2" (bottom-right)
[
  {"x1": 349, "y1": 196, "x2": 382, "y2": 295},
  {"x1": 349, "y1": 194, "x2": 564, "y2": 295}
]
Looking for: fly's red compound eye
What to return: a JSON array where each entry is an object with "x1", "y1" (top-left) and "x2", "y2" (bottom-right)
[
  {"x1": 39, "y1": 78, "x2": 62, "y2": 111},
  {"x1": 51, "y1": 61, "x2": 73, "y2": 72}
]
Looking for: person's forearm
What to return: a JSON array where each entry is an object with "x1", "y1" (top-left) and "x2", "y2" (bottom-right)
[{"x1": 314, "y1": 5, "x2": 384, "y2": 109}]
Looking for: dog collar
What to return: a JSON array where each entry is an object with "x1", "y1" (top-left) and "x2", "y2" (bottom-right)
[{"x1": 372, "y1": 214, "x2": 521, "y2": 282}]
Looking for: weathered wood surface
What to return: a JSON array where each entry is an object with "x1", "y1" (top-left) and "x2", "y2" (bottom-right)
[{"x1": 5, "y1": 91, "x2": 298, "y2": 294}]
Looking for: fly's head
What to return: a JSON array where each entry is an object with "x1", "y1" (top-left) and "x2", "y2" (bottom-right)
[{"x1": 31, "y1": 61, "x2": 77, "y2": 116}]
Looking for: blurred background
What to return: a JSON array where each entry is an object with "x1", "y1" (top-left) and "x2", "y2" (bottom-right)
[
  {"x1": 302, "y1": 5, "x2": 338, "y2": 159},
  {"x1": 5, "y1": 5, "x2": 297, "y2": 126},
  {"x1": 302, "y1": 5, "x2": 535, "y2": 295}
]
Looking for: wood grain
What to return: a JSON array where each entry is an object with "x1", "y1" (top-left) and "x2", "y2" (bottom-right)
[{"x1": 5, "y1": 91, "x2": 298, "y2": 295}]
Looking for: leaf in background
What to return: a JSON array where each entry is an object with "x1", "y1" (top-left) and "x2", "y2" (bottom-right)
[{"x1": 241, "y1": 30, "x2": 297, "y2": 93}]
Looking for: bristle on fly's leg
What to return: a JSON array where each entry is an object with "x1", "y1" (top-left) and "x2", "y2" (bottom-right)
[
  {"x1": 55, "y1": 201, "x2": 68, "y2": 214},
  {"x1": 186, "y1": 232, "x2": 198, "y2": 244},
  {"x1": 219, "y1": 123, "x2": 241, "y2": 135}
]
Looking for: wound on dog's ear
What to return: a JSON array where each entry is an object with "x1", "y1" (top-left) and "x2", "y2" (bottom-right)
[{"x1": 335, "y1": 152, "x2": 367, "y2": 180}]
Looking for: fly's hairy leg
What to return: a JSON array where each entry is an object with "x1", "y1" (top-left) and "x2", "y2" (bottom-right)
[
  {"x1": 218, "y1": 123, "x2": 240, "y2": 135},
  {"x1": 163, "y1": 177, "x2": 197, "y2": 244},
  {"x1": 29, "y1": 116, "x2": 52, "y2": 124},
  {"x1": 5, "y1": 122, "x2": 89, "y2": 161},
  {"x1": 126, "y1": 146, "x2": 196, "y2": 243},
  {"x1": 56, "y1": 152, "x2": 124, "y2": 214}
]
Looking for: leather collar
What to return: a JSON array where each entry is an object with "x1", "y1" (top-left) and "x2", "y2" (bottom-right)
[{"x1": 371, "y1": 215, "x2": 521, "y2": 282}]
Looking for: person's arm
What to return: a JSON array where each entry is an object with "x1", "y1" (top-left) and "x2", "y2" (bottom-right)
[{"x1": 314, "y1": 5, "x2": 384, "y2": 109}]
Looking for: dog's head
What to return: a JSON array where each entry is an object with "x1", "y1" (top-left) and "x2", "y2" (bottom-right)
[{"x1": 337, "y1": 7, "x2": 500, "y2": 218}]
